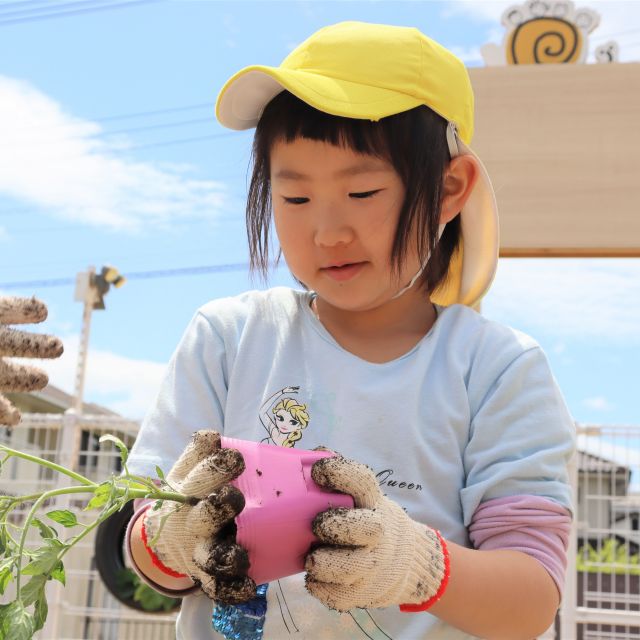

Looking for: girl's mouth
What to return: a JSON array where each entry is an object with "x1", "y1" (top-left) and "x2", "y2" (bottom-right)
[{"x1": 321, "y1": 262, "x2": 366, "y2": 282}]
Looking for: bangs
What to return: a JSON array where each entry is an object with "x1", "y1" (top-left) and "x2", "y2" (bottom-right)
[{"x1": 255, "y1": 90, "x2": 392, "y2": 161}]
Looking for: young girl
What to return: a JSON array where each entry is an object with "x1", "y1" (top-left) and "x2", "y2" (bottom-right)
[{"x1": 126, "y1": 21, "x2": 575, "y2": 640}]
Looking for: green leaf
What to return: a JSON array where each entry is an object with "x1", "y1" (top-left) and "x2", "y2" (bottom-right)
[
  {"x1": 134, "y1": 579, "x2": 180, "y2": 611},
  {"x1": 99, "y1": 434, "x2": 129, "y2": 466},
  {"x1": 0, "y1": 601, "x2": 35, "y2": 640},
  {"x1": 126, "y1": 480, "x2": 154, "y2": 492},
  {"x1": 0, "y1": 525, "x2": 6, "y2": 555},
  {"x1": 84, "y1": 482, "x2": 112, "y2": 511},
  {"x1": 115, "y1": 568, "x2": 136, "y2": 600},
  {"x1": 155, "y1": 465, "x2": 166, "y2": 481},
  {"x1": 33, "y1": 594, "x2": 48, "y2": 633},
  {"x1": 577, "y1": 539, "x2": 640, "y2": 575},
  {"x1": 0, "y1": 560, "x2": 13, "y2": 595},
  {"x1": 21, "y1": 542, "x2": 63, "y2": 576},
  {"x1": 31, "y1": 517, "x2": 58, "y2": 540},
  {"x1": 51, "y1": 561, "x2": 66, "y2": 586},
  {"x1": 21, "y1": 574, "x2": 46, "y2": 606},
  {"x1": 46, "y1": 510, "x2": 79, "y2": 528}
]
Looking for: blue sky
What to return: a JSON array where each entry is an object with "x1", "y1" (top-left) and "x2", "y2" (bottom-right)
[{"x1": 0, "y1": 0, "x2": 639, "y2": 427}]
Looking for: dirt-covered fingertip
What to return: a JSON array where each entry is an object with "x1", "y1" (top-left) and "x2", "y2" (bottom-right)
[
  {"x1": 45, "y1": 336, "x2": 64, "y2": 358},
  {"x1": 311, "y1": 455, "x2": 355, "y2": 489},
  {"x1": 190, "y1": 430, "x2": 222, "y2": 453},
  {"x1": 207, "y1": 484, "x2": 245, "y2": 516},
  {"x1": 311, "y1": 507, "x2": 350, "y2": 540},
  {"x1": 211, "y1": 447, "x2": 245, "y2": 479},
  {"x1": 194, "y1": 540, "x2": 250, "y2": 577},
  {"x1": 215, "y1": 575, "x2": 257, "y2": 604},
  {"x1": 310, "y1": 456, "x2": 337, "y2": 488}
]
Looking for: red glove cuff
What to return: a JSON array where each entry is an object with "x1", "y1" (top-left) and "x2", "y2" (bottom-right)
[
  {"x1": 399, "y1": 529, "x2": 450, "y2": 613},
  {"x1": 140, "y1": 506, "x2": 188, "y2": 579}
]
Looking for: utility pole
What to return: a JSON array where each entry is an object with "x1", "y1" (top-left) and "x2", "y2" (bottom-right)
[
  {"x1": 45, "y1": 265, "x2": 125, "y2": 639},
  {"x1": 72, "y1": 265, "x2": 125, "y2": 415}
]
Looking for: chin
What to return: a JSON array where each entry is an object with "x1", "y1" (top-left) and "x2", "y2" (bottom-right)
[{"x1": 317, "y1": 291, "x2": 388, "y2": 313}]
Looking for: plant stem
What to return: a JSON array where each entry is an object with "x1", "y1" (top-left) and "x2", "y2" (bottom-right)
[
  {"x1": 16, "y1": 486, "x2": 96, "y2": 598},
  {"x1": 125, "y1": 488, "x2": 187, "y2": 502},
  {"x1": 121, "y1": 474, "x2": 161, "y2": 492},
  {"x1": 0, "y1": 445, "x2": 93, "y2": 487},
  {"x1": 57, "y1": 500, "x2": 123, "y2": 563},
  {"x1": 13, "y1": 483, "x2": 188, "y2": 599}
]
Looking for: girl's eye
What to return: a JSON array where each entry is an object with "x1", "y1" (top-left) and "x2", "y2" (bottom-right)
[
  {"x1": 349, "y1": 190, "x2": 381, "y2": 199},
  {"x1": 289, "y1": 419, "x2": 299, "y2": 426},
  {"x1": 283, "y1": 197, "x2": 309, "y2": 205}
]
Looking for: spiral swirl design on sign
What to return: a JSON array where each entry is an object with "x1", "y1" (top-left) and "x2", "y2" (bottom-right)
[{"x1": 507, "y1": 17, "x2": 582, "y2": 64}]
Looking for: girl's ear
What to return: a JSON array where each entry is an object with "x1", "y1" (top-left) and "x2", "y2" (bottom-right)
[{"x1": 440, "y1": 154, "x2": 480, "y2": 224}]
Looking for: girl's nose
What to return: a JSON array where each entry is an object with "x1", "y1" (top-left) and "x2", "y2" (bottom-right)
[{"x1": 313, "y1": 206, "x2": 355, "y2": 248}]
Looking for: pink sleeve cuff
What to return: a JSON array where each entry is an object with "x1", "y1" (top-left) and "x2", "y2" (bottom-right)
[
  {"x1": 125, "y1": 503, "x2": 199, "y2": 598},
  {"x1": 468, "y1": 495, "x2": 572, "y2": 597}
]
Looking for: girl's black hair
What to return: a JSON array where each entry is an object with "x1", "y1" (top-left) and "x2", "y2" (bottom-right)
[{"x1": 246, "y1": 90, "x2": 461, "y2": 295}]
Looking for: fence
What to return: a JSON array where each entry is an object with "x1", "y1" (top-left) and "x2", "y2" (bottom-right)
[
  {"x1": 559, "y1": 424, "x2": 640, "y2": 639},
  {"x1": 1, "y1": 414, "x2": 639, "y2": 638}
]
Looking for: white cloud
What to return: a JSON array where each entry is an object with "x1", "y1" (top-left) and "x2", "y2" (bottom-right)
[
  {"x1": 552, "y1": 342, "x2": 567, "y2": 354},
  {"x1": 0, "y1": 226, "x2": 8, "y2": 242},
  {"x1": 33, "y1": 334, "x2": 167, "y2": 420},
  {"x1": 448, "y1": 45, "x2": 484, "y2": 65},
  {"x1": 482, "y1": 259, "x2": 640, "y2": 344},
  {"x1": 583, "y1": 395, "x2": 615, "y2": 411},
  {"x1": 0, "y1": 76, "x2": 227, "y2": 232}
]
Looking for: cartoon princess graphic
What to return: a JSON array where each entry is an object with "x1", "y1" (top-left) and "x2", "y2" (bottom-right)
[{"x1": 259, "y1": 386, "x2": 310, "y2": 447}]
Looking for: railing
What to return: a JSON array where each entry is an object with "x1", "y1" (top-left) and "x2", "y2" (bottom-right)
[
  {"x1": 2, "y1": 414, "x2": 639, "y2": 638},
  {"x1": 558, "y1": 424, "x2": 640, "y2": 639}
]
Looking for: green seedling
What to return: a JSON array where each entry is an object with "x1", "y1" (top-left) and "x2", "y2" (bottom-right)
[{"x1": 0, "y1": 435, "x2": 186, "y2": 639}]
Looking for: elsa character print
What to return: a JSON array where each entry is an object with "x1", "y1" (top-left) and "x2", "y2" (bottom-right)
[{"x1": 259, "y1": 386, "x2": 310, "y2": 447}]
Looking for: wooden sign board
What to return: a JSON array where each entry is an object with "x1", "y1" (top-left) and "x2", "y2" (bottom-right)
[{"x1": 468, "y1": 63, "x2": 640, "y2": 256}]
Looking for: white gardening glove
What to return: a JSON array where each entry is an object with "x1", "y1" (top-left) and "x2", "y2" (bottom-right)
[
  {"x1": 142, "y1": 430, "x2": 257, "y2": 604},
  {"x1": 305, "y1": 456, "x2": 449, "y2": 612},
  {"x1": 0, "y1": 296, "x2": 63, "y2": 426}
]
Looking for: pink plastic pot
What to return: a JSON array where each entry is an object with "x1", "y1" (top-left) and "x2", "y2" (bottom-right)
[{"x1": 221, "y1": 437, "x2": 354, "y2": 585}]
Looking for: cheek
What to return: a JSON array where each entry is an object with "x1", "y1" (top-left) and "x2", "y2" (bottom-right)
[
  {"x1": 273, "y1": 202, "x2": 295, "y2": 234},
  {"x1": 273, "y1": 207, "x2": 310, "y2": 249},
  {"x1": 273, "y1": 215, "x2": 297, "y2": 254}
]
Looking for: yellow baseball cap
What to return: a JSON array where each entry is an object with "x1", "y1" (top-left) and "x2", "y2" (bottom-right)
[{"x1": 215, "y1": 21, "x2": 499, "y2": 307}]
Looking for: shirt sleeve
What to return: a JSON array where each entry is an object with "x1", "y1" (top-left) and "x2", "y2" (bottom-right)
[
  {"x1": 460, "y1": 345, "x2": 576, "y2": 527},
  {"x1": 126, "y1": 309, "x2": 230, "y2": 478},
  {"x1": 469, "y1": 494, "x2": 572, "y2": 598}
]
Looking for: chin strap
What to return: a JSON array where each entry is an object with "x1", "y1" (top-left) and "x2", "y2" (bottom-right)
[
  {"x1": 390, "y1": 223, "x2": 446, "y2": 300},
  {"x1": 390, "y1": 122, "x2": 460, "y2": 303}
]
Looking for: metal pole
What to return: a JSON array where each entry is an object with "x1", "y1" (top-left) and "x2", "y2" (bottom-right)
[
  {"x1": 560, "y1": 439, "x2": 579, "y2": 640},
  {"x1": 73, "y1": 266, "x2": 96, "y2": 415},
  {"x1": 44, "y1": 268, "x2": 97, "y2": 638}
]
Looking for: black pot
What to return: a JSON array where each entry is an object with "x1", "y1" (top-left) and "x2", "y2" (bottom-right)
[{"x1": 94, "y1": 500, "x2": 181, "y2": 612}]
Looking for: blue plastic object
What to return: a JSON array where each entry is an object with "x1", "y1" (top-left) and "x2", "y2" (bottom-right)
[{"x1": 212, "y1": 584, "x2": 269, "y2": 640}]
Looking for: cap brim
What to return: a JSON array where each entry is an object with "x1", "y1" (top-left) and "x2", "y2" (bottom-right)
[
  {"x1": 215, "y1": 66, "x2": 424, "y2": 130},
  {"x1": 431, "y1": 141, "x2": 499, "y2": 308}
]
